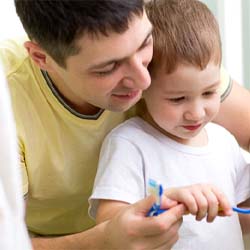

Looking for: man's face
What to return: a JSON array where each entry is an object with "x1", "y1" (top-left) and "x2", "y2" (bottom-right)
[
  {"x1": 144, "y1": 62, "x2": 221, "y2": 144},
  {"x1": 48, "y1": 10, "x2": 153, "y2": 114}
]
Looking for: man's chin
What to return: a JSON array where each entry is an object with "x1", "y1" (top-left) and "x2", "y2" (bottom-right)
[
  {"x1": 108, "y1": 106, "x2": 132, "y2": 113},
  {"x1": 107, "y1": 92, "x2": 142, "y2": 112},
  {"x1": 107, "y1": 102, "x2": 137, "y2": 112}
]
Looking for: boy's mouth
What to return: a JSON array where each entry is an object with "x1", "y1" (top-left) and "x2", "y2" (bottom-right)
[{"x1": 182, "y1": 124, "x2": 202, "y2": 131}]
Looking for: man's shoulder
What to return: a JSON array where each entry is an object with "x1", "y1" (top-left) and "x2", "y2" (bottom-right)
[{"x1": 0, "y1": 37, "x2": 30, "y2": 77}]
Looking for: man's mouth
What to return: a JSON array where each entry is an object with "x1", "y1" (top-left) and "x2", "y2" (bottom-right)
[{"x1": 112, "y1": 90, "x2": 140, "y2": 99}]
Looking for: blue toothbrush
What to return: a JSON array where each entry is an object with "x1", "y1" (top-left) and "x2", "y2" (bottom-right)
[
  {"x1": 147, "y1": 179, "x2": 166, "y2": 216},
  {"x1": 147, "y1": 179, "x2": 250, "y2": 216}
]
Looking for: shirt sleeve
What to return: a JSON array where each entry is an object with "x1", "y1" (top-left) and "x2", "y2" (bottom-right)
[
  {"x1": 18, "y1": 139, "x2": 29, "y2": 197},
  {"x1": 219, "y1": 66, "x2": 233, "y2": 102},
  {"x1": 89, "y1": 134, "x2": 145, "y2": 219}
]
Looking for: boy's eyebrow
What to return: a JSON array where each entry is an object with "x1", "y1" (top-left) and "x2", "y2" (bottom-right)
[
  {"x1": 89, "y1": 27, "x2": 153, "y2": 71},
  {"x1": 204, "y1": 80, "x2": 221, "y2": 90},
  {"x1": 165, "y1": 80, "x2": 221, "y2": 95}
]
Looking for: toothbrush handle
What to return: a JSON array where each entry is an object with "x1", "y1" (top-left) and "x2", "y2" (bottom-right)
[
  {"x1": 148, "y1": 206, "x2": 250, "y2": 216},
  {"x1": 147, "y1": 207, "x2": 167, "y2": 216}
]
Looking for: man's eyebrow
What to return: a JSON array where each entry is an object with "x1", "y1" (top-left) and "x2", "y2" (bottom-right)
[
  {"x1": 138, "y1": 26, "x2": 153, "y2": 50},
  {"x1": 89, "y1": 27, "x2": 153, "y2": 71}
]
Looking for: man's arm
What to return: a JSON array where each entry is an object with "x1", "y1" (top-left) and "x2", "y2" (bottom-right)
[
  {"x1": 31, "y1": 195, "x2": 185, "y2": 250},
  {"x1": 31, "y1": 222, "x2": 107, "y2": 250},
  {"x1": 214, "y1": 80, "x2": 250, "y2": 151}
]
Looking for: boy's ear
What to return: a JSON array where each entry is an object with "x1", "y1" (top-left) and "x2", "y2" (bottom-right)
[{"x1": 24, "y1": 41, "x2": 52, "y2": 71}]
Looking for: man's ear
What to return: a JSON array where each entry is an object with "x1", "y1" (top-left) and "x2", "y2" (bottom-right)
[{"x1": 24, "y1": 41, "x2": 52, "y2": 71}]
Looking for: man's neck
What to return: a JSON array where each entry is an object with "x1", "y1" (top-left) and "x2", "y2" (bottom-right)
[{"x1": 45, "y1": 71, "x2": 101, "y2": 116}]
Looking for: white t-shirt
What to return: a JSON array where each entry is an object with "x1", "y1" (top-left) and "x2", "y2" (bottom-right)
[
  {"x1": 89, "y1": 117, "x2": 250, "y2": 250},
  {"x1": 0, "y1": 64, "x2": 31, "y2": 250}
]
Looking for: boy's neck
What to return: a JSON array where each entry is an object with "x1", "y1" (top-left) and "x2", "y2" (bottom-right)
[{"x1": 142, "y1": 108, "x2": 208, "y2": 147}]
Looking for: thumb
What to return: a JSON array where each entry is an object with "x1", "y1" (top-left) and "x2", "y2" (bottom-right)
[
  {"x1": 132, "y1": 195, "x2": 157, "y2": 216},
  {"x1": 161, "y1": 195, "x2": 178, "y2": 209}
]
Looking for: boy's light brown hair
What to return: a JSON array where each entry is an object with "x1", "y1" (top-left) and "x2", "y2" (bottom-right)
[{"x1": 146, "y1": 0, "x2": 222, "y2": 77}]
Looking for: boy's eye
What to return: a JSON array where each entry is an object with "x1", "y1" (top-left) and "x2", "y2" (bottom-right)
[
  {"x1": 203, "y1": 91, "x2": 215, "y2": 96},
  {"x1": 169, "y1": 96, "x2": 185, "y2": 103}
]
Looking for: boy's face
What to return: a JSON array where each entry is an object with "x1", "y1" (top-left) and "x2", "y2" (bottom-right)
[
  {"x1": 144, "y1": 62, "x2": 221, "y2": 144},
  {"x1": 47, "y1": 10, "x2": 153, "y2": 114}
]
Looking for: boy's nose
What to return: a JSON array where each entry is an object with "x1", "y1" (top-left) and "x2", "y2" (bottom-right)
[{"x1": 184, "y1": 104, "x2": 206, "y2": 121}]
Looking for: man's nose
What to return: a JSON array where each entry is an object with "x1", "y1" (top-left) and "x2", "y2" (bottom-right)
[{"x1": 122, "y1": 54, "x2": 151, "y2": 90}]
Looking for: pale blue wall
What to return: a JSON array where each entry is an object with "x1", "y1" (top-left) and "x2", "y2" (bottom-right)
[
  {"x1": 201, "y1": 0, "x2": 249, "y2": 89},
  {"x1": 242, "y1": 1, "x2": 250, "y2": 88}
]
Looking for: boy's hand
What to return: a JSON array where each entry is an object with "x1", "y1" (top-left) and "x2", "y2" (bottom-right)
[{"x1": 164, "y1": 183, "x2": 233, "y2": 222}]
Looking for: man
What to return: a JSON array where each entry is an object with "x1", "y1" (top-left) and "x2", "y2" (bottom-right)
[
  {"x1": 1, "y1": 0, "x2": 250, "y2": 249},
  {"x1": 0, "y1": 1, "x2": 185, "y2": 249}
]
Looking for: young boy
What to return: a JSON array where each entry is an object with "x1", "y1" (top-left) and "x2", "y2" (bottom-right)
[{"x1": 89, "y1": 0, "x2": 250, "y2": 249}]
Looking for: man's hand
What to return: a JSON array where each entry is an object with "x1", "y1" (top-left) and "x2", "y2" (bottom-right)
[{"x1": 103, "y1": 195, "x2": 185, "y2": 250}]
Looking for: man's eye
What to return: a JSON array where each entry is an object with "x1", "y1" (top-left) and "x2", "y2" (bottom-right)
[
  {"x1": 169, "y1": 96, "x2": 185, "y2": 103},
  {"x1": 141, "y1": 35, "x2": 153, "y2": 49},
  {"x1": 95, "y1": 63, "x2": 119, "y2": 76}
]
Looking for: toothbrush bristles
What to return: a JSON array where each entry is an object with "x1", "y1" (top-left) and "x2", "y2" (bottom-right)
[{"x1": 148, "y1": 179, "x2": 162, "y2": 206}]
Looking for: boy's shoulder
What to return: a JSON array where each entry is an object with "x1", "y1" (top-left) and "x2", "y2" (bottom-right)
[
  {"x1": 206, "y1": 122, "x2": 240, "y2": 148},
  {"x1": 206, "y1": 122, "x2": 233, "y2": 136},
  {"x1": 109, "y1": 116, "x2": 146, "y2": 137}
]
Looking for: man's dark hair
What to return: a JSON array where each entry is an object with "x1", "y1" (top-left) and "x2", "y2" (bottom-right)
[{"x1": 15, "y1": 0, "x2": 144, "y2": 67}]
